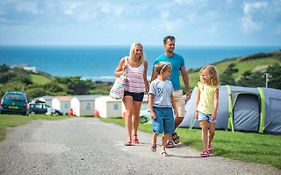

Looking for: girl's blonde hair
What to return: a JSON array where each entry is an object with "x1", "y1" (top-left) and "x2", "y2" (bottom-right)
[
  {"x1": 199, "y1": 65, "x2": 219, "y2": 86},
  {"x1": 154, "y1": 62, "x2": 171, "y2": 75},
  {"x1": 128, "y1": 42, "x2": 144, "y2": 64}
]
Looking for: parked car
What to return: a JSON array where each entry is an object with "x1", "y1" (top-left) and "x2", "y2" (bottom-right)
[
  {"x1": 0, "y1": 91, "x2": 29, "y2": 115},
  {"x1": 29, "y1": 103, "x2": 63, "y2": 115}
]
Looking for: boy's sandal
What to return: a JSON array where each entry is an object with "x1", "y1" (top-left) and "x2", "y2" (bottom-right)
[
  {"x1": 200, "y1": 149, "x2": 209, "y2": 157},
  {"x1": 166, "y1": 140, "x2": 174, "y2": 148},
  {"x1": 151, "y1": 145, "x2": 157, "y2": 152},
  {"x1": 160, "y1": 151, "x2": 168, "y2": 157},
  {"x1": 172, "y1": 133, "x2": 180, "y2": 144},
  {"x1": 124, "y1": 140, "x2": 133, "y2": 146}
]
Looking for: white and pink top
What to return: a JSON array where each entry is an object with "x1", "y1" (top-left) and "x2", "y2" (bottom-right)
[{"x1": 125, "y1": 62, "x2": 145, "y2": 93}]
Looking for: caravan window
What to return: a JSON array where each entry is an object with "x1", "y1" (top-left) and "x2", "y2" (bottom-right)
[
  {"x1": 114, "y1": 104, "x2": 119, "y2": 110},
  {"x1": 86, "y1": 102, "x2": 91, "y2": 111}
]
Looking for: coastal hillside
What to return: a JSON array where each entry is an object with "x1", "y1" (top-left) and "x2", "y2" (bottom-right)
[
  {"x1": 1, "y1": 49, "x2": 281, "y2": 98},
  {"x1": 0, "y1": 65, "x2": 112, "y2": 98},
  {"x1": 185, "y1": 49, "x2": 281, "y2": 91}
]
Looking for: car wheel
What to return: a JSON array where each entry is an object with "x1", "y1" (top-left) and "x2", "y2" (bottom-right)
[{"x1": 30, "y1": 111, "x2": 35, "y2": 115}]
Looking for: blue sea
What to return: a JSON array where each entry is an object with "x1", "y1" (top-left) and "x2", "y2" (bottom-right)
[{"x1": 0, "y1": 45, "x2": 280, "y2": 81}]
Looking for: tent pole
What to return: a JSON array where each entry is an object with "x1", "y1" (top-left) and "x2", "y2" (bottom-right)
[
  {"x1": 226, "y1": 85, "x2": 234, "y2": 132},
  {"x1": 257, "y1": 87, "x2": 265, "y2": 133}
]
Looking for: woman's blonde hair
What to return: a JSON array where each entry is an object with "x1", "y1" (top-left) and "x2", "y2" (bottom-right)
[
  {"x1": 199, "y1": 65, "x2": 219, "y2": 86},
  {"x1": 128, "y1": 42, "x2": 144, "y2": 64},
  {"x1": 154, "y1": 62, "x2": 171, "y2": 75}
]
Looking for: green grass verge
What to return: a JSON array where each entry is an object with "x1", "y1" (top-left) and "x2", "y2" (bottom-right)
[
  {"x1": 0, "y1": 114, "x2": 68, "y2": 142},
  {"x1": 100, "y1": 118, "x2": 281, "y2": 170}
]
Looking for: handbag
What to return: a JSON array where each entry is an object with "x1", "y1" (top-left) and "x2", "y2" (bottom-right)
[{"x1": 110, "y1": 57, "x2": 128, "y2": 100}]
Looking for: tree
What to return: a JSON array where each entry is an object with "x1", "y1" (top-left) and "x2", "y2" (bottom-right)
[
  {"x1": 267, "y1": 64, "x2": 281, "y2": 89},
  {"x1": 237, "y1": 71, "x2": 264, "y2": 87},
  {"x1": 220, "y1": 63, "x2": 238, "y2": 85},
  {"x1": 0, "y1": 64, "x2": 9, "y2": 73}
]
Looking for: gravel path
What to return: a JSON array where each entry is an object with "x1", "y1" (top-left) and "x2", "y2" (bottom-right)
[{"x1": 0, "y1": 117, "x2": 280, "y2": 175}]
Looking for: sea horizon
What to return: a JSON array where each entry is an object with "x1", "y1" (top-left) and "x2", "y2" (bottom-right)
[{"x1": 1, "y1": 45, "x2": 280, "y2": 82}]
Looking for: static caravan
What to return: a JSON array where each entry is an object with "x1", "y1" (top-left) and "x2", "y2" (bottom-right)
[
  {"x1": 95, "y1": 96, "x2": 122, "y2": 118},
  {"x1": 52, "y1": 96, "x2": 72, "y2": 115},
  {"x1": 71, "y1": 95, "x2": 101, "y2": 117}
]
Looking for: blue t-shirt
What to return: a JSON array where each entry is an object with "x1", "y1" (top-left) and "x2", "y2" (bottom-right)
[
  {"x1": 154, "y1": 53, "x2": 185, "y2": 90},
  {"x1": 149, "y1": 79, "x2": 174, "y2": 107}
]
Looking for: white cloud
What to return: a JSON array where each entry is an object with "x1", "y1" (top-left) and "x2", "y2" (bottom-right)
[
  {"x1": 241, "y1": 2, "x2": 268, "y2": 34},
  {"x1": 241, "y1": 15, "x2": 261, "y2": 33},
  {"x1": 243, "y1": 2, "x2": 268, "y2": 15},
  {"x1": 173, "y1": 0, "x2": 209, "y2": 6},
  {"x1": 15, "y1": 1, "x2": 42, "y2": 14}
]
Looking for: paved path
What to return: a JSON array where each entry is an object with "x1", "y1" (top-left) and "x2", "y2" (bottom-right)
[{"x1": 0, "y1": 118, "x2": 280, "y2": 175}]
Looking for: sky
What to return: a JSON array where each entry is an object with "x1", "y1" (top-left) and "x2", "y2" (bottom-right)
[{"x1": 0, "y1": 0, "x2": 281, "y2": 46}]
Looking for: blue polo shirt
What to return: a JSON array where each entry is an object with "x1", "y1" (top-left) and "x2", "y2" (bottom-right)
[{"x1": 154, "y1": 53, "x2": 185, "y2": 90}]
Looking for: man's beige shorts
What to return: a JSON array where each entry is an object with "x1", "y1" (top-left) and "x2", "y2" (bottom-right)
[{"x1": 172, "y1": 90, "x2": 185, "y2": 118}]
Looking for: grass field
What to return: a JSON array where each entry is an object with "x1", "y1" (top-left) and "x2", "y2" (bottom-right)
[
  {"x1": 30, "y1": 74, "x2": 52, "y2": 85},
  {"x1": 100, "y1": 118, "x2": 281, "y2": 170},
  {"x1": 0, "y1": 114, "x2": 68, "y2": 142}
]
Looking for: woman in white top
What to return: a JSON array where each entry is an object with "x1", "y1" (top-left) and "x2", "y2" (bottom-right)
[{"x1": 115, "y1": 42, "x2": 149, "y2": 146}]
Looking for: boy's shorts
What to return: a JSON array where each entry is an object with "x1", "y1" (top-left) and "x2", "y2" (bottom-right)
[
  {"x1": 198, "y1": 112, "x2": 217, "y2": 124},
  {"x1": 151, "y1": 107, "x2": 174, "y2": 134},
  {"x1": 172, "y1": 90, "x2": 185, "y2": 118}
]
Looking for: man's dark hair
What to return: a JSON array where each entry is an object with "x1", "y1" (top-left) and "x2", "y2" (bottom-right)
[{"x1": 163, "y1": 35, "x2": 175, "y2": 44}]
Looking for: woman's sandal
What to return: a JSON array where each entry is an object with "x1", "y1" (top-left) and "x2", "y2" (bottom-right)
[
  {"x1": 172, "y1": 133, "x2": 180, "y2": 144},
  {"x1": 160, "y1": 151, "x2": 168, "y2": 157},
  {"x1": 132, "y1": 135, "x2": 140, "y2": 144},
  {"x1": 151, "y1": 145, "x2": 157, "y2": 152},
  {"x1": 124, "y1": 140, "x2": 133, "y2": 146}
]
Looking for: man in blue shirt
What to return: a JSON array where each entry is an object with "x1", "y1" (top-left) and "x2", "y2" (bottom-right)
[{"x1": 151, "y1": 35, "x2": 191, "y2": 147}]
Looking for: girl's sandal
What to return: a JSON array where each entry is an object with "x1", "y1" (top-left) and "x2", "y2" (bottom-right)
[
  {"x1": 200, "y1": 149, "x2": 209, "y2": 157},
  {"x1": 207, "y1": 144, "x2": 213, "y2": 154},
  {"x1": 151, "y1": 145, "x2": 157, "y2": 152},
  {"x1": 160, "y1": 151, "x2": 168, "y2": 157}
]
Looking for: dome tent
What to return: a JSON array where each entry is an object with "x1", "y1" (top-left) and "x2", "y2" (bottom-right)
[{"x1": 180, "y1": 85, "x2": 281, "y2": 135}]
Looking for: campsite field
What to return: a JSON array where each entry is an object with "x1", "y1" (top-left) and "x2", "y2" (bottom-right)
[
  {"x1": 101, "y1": 118, "x2": 281, "y2": 170},
  {"x1": 0, "y1": 114, "x2": 68, "y2": 141}
]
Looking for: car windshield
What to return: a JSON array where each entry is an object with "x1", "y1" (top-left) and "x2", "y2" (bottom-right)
[{"x1": 4, "y1": 94, "x2": 25, "y2": 101}]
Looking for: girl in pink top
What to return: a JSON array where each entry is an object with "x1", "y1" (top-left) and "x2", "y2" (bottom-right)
[{"x1": 115, "y1": 42, "x2": 149, "y2": 146}]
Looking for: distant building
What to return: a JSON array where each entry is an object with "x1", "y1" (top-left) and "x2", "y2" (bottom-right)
[
  {"x1": 71, "y1": 95, "x2": 101, "y2": 117},
  {"x1": 11, "y1": 64, "x2": 38, "y2": 73}
]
